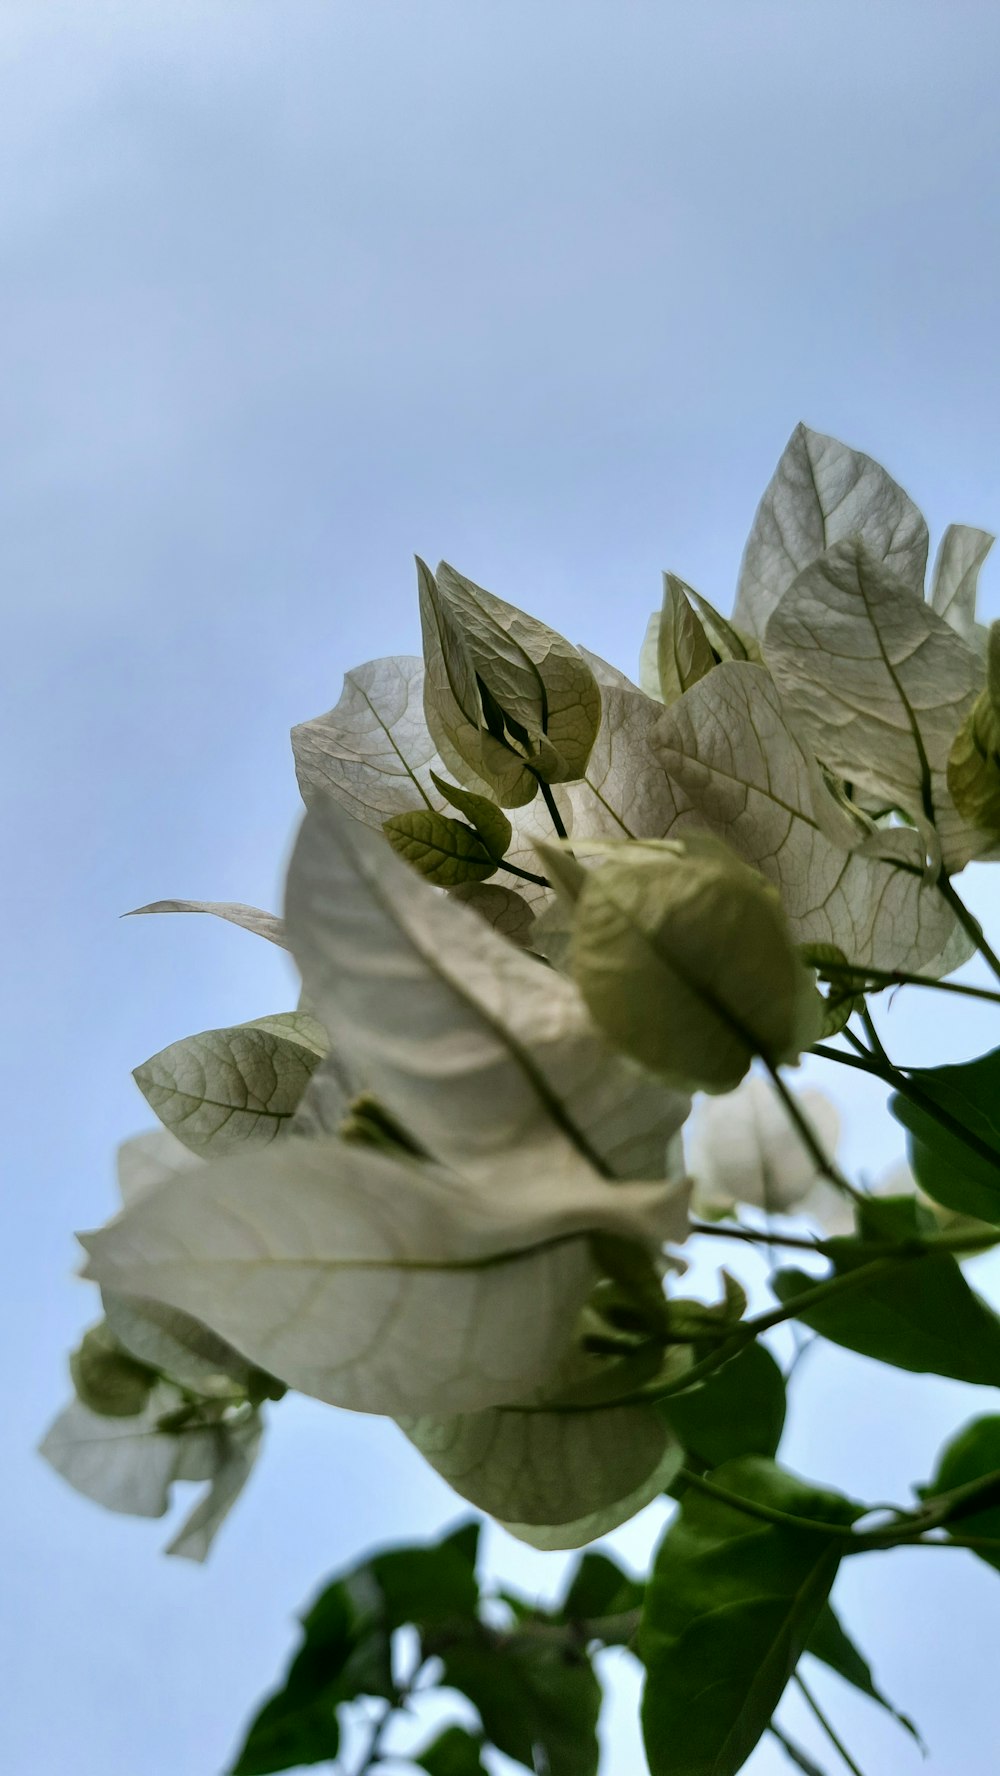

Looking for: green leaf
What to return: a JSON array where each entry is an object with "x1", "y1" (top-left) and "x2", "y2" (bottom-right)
[
  {"x1": 568, "y1": 834, "x2": 820, "y2": 1092},
  {"x1": 126, "y1": 900, "x2": 289, "y2": 949},
  {"x1": 930, "y1": 523, "x2": 994, "y2": 644},
  {"x1": 656, "y1": 574, "x2": 716, "y2": 704},
  {"x1": 559, "y1": 1550, "x2": 645, "y2": 1628},
  {"x1": 430, "y1": 771, "x2": 513, "y2": 858},
  {"x1": 806, "y1": 1601, "x2": 923, "y2": 1745},
  {"x1": 439, "y1": 1630, "x2": 601, "y2": 1776},
  {"x1": 918, "y1": 1415, "x2": 1000, "y2": 1573},
  {"x1": 762, "y1": 536, "x2": 986, "y2": 868},
  {"x1": 133, "y1": 1015, "x2": 326, "y2": 1157},
  {"x1": 415, "y1": 1725, "x2": 488, "y2": 1776},
  {"x1": 772, "y1": 1196, "x2": 1000, "y2": 1385},
  {"x1": 661, "y1": 1342, "x2": 786, "y2": 1468},
  {"x1": 69, "y1": 1321, "x2": 157, "y2": 1418},
  {"x1": 735, "y1": 422, "x2": 929, "y2": 637},
  {"x1": 83, "y1": 1135, "x2": 685, "y2": 1419},
  {"x1": 382, "y1": 809, "x2": 499, "y2": 885},
  {"x1": 231, "y1": 1525, "x2": 479, "y2": 1775},
  {"x1": 640, "y1": 1456, "x2": 860, "y2": 1776},
  {"x1": 891, "y1": 1045, "x2": 1000, "y2": 1225},
  {"x1": 285, "y1": 797, "x2": 690, "y2": 1180}
]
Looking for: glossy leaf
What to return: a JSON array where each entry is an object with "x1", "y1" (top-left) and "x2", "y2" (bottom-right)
[
  {"x1": 641, "y1": 1456, "x2": 860, "y2": 1776},
  {"x1": 439, "y1": 1630, "x2": 601, "y2": 1776},
  {"x1": 559, "y1": 1550, "x2": 645, "y2": 1628},
  {"x1": 662, "y1": 1341, "x2": 787, "y2": 1468},
  {"x1": 735, "y1": 423, "x2": 928, "y2": 637},
  {"x1": 231, "y1": 1524, "x2": 479, "y2": 1775},
  {"x1": 891, "y1": 1046, "x2": 1000, "y2": 1225},
  {"x1": 918, "y1": 1415, "x2": 1000, "y2": 1573},
  {"x1": 772, "y1": 1196, "x2": 1000, "y2": 1384}
]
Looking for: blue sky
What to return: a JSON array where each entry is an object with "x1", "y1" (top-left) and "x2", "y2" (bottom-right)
[{"x1": 5, "y1": 3, "x2": 1000, "y2": 1771}]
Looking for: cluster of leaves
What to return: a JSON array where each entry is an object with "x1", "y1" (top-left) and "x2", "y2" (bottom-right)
[{"x1": 41, "y1": 424, "x2": 1000, "y2": 1772}]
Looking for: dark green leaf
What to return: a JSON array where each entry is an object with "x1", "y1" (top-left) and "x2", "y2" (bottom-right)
[
  {"x1": 918, "y1": 1415, "x2": 1000, "y2": 1573},
  {"x1": 439, "y1": 1631, "x2": 601, "y2": 1776},
  {"x1": 415, "y1": 1724, "x2": 489, "y2": 1776},
  {"x1": 230, "y1": 1524, "x2": 480, "y2": 1774},
  {"x1": 661, "y1": 1342, "x2": 786, "y2": 1469},
  {"x1": 772, "y1": 1196, "x2": 1000, "y2": 1386},
  {"x1": 890, "y1": 1046, "x2": 1000, "y2": 1224},
  {"x1": 559, "y1": 1550, "x2": 645, "y2": 1630},
  {"x1": 806, "y1": 1602, "x2": 922, "y2": 1745},
  {"x1": 640, "y1": 1457, "x2": 860, "y2": 1776}
]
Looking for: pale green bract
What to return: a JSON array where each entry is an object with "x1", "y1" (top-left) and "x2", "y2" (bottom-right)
[
  {"x1": 48, "y1": 420, "x2": 1000, "y2": 1776},
  {"x1": 734, "y1": 421, "x2": 929, "y2": 637},
  {"x1": 930, "y1": 523, "x2": 994, "y2": 645},
  {"x1": 81, "y1": 1136, "x2": 687, "y2": 1419},
  {"x1": 400, "y1": 1347, "x2": 682, "y2": 1548},
  {"x1": 688, "y1": 1074, "x2": 840, "y2": 1219},
  {"x1": 39, "y1": 1383, "x2": 261, "y2": 1562},
  {"x1": 284, "y1": 798, "x2": 690, "y2": 1179},
  {"x1": 418, "y1": 558, "x2": 601, "y2": 803},
  {"x1": 762, "y1": 537, "x2": 989, "y2": 867},
  {"x1": 564, "y1": 834, "x2": 821, "y2": 1093}
]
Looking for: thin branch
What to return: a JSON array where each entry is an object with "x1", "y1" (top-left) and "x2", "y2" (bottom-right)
[
  {"x1": 937, "y1": 873, "x2": 1000, "y2": 985},
  {"x1": 499, "y1": 858, "x2": 550, "y2": 888},
  {"x1": 794, "y1": 1673, "x2": 867, "y2": 1776},
  {"x1": 764, "y1": 1060, "x2": 865, "y2": 1204},
  {"x1": 539, "y1": 779, "x2": 569, "y2": 840}
]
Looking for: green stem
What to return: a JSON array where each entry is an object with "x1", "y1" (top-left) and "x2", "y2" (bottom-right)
[
  {"x1": 676, "y1": 1467, "x2": 860, "y2": 1539},
  {"x1": 813, "y1": 1042, "x2": 1000, "y2": 1177},
  {"x1": 764, "y1": 1061, "x2": 864, "y2": 1204},
  {"x1": 794, "y1": 1674, "x2": 867, "y2": 1776},
  {"x1": 539, "y1": 779, "x2": 570, "y2": 840},
  {"x1": 819, "y1": 962, "x2": 1000, "y2": 1008},
  {"x1": 859, "y1": 1006, "x2": 889, "y2": 1069},
  {"x1": 690, "y1": 1219, "x2": 826, "y2": 1254},
  {"x1": 770, "y1": 1721, "x2": 831, "y2": 1776},
  {"x1": 938, "y1": 873, "x2": 1000, "y2": 986}
]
